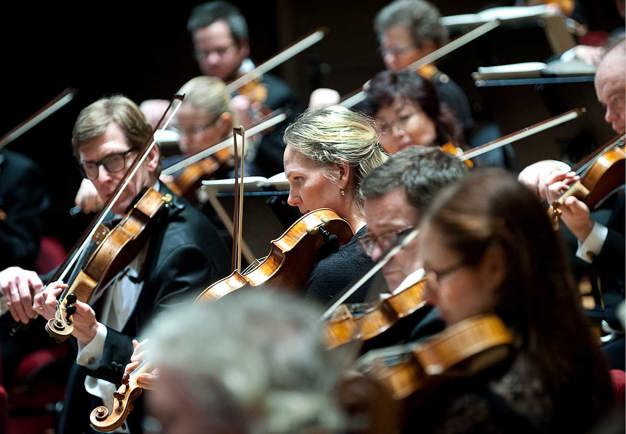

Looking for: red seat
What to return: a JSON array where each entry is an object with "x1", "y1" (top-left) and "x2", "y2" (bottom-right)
[
  {"x1": 610, "y1": 369, "x2": 626, "y2": 403},
  {"x1": 35, "y1": 236, "x2": 66, "y2": 275}
]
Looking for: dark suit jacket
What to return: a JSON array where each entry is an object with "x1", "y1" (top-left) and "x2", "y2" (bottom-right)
[
  {"x1": 58, "y1": 185, "x2": 229, "y2": 433},
  {"x1": 0, "y1": 150, "x2": 48, "y2": 269}
]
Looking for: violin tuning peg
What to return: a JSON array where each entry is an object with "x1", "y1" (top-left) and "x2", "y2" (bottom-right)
[
  {"x1": 65, "y1": 305, "x2": 76, "y2": 317},
  {"x1": 66, "y1": 293, "x2": 77, "y2": 304}
]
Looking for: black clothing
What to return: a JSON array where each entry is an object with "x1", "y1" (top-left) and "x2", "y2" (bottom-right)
[
  {"x1": 58, "y1": 186, "x2": 229, "y2": 434},
  {"x1": 0, "y1": 150, "x2": 48, "y2": 269},
  {"x1": 305, "y1": 227, "x2": 376, "y2": 305},
  {"x1": 432, "y1": 70, "x2": 474, "y2": 139}
]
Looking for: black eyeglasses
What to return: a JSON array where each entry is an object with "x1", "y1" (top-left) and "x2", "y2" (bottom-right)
[
  {"x1": 80, "y1": 148, "x2": 137, "y2": 180},
  {"x1": 358, "y1": 226, "x2": 414, "y2": 257},
  {"x1": 423, "y1": 260, "x2": 467, "y2": 285}
]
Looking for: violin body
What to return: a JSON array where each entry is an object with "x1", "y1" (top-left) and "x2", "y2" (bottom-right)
[
  {"x1": 166, "y1": 147, "x2": 234, "y2": 200},
  {"x1": 325, "y1": 278, "x2": 427, "y2": 349},
  {"x1": 196, "y1": 208, "x2": 354, "y2": 302},
  {"x1": 46, "y1": 188, "x2": 171, "y2": 340},
  {"x1": 357, "y1": 314, "x2": 513, "y2": 400}
]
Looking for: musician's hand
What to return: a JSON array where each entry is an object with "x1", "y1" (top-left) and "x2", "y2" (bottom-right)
[
  {"x1": 124, "y1": 339, "x2": 159, "y2": 390},
  {"x1": 32, "y1": 281, "x2": 66, "y2": 321},
  {"x1": 230, "y1": 94, "x2": 254, "y2": 128},
  {"x1": 75, "y1": 179, "x2": 104, "y2": 214},
  {"x1": 518, "y1": 160, "x2": 572, "y2": 201},
  {"x1": 0, "y1": 266, "x2": 43, "y2": 324},
  {"x1": 541, "y1": 170, "x2": 579, "y2": 204},
  {"x1": 69, "y1": 300, "x2": 99, "y2": 345},
  {"x1": 557, "y1": 196, "x2": 594, "y2": 242}
]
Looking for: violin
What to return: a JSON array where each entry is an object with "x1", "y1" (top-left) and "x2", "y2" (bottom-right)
[
  {"x1": 195, "y1": 207, "x2": 354, "y2": 302},
  {"x1": 355, "y1": 314, "x2": 513, "y2": 400},
  {"x1": 549, "y1": 135, "x2": 625, "y2": 227},
  {"x1": 88, "y1": 207, "x2": 353, "y2": 431},
  {"x1": 46, "y1": 188, "x2": 171, "y2": 340},
  {"x1": 164, "y1": 147, "x2": 233, "y2": 199},
  {"x1": 325, "y1": 274, "x2": 427, "y2": 350}
]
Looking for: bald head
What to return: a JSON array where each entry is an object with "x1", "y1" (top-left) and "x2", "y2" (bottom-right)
[{"x1": 595, "y1": 40, "x2": 625, "y2": 134}]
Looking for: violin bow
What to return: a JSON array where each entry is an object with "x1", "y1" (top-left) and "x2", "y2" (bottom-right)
[
  {"x1": 0, "y1": 88, "x2": 77, "y2": 150},
  {"x1": 341, "y1": 20, "x2": 501, "y2": 108},
  {"x1": 460, "y1": 108, "x2": 586, "y2": 161},
  {"x1": 321, "y1": 228, "x2": 420, "y2": 321},
  {"x1": 231, "y1": 126, "x2": 246, "y2": 271},
  {"x1": 52, "y1": 95, "x2": 184, "y2": 287},
  {"x1": 226, "y1": 29, "x2": 326, "y2": 93},
  {"x1": 161, "y1": 110, "x2": 286, "y2": 176}
]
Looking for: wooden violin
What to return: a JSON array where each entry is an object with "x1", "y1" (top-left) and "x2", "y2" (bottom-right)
[
  {"x1": 88, "y1": 206, "x2": 353, "y2": 432},
  {"x1": 355, "y1": 314, "x2": 513, "y2": 400},
  {"x1": 196, "y1": 207, "x2": 354, "y2": 302},
  {"x1": 549, "y1": 135, "x2": 625, "y2": 227},
  {"x1": 165, "y1": 146, "x2": 233, "y2": 199},
  {"x1": 325, "y1": 273, "x2": 427, "y2": 350},
  {"x1": 46, "y1": 188, "x2": 171, "y2": 340}
]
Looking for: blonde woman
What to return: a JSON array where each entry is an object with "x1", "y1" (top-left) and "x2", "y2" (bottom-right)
[{"x1": 283, "y1": 105, "x2": 387, "y2": 303}]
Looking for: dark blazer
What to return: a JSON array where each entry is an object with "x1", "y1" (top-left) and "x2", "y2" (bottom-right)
[
  {"x1": 58, "y1": 185, "x2": 229, "y2": 433},
  {"x1": 0, "y1": 150, "x2": 48, "y2": 269}
]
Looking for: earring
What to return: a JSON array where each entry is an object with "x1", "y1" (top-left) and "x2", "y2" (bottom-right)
[{"x1": 340, "y1": 188, "x2": 345, "y2": 196}]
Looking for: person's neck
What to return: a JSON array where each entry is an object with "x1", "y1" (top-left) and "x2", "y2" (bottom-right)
[{"x1": 341, "y1": 202, "x2": 366, "y2": 234}]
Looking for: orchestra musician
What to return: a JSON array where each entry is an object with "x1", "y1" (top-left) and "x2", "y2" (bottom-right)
[
  {"x1": 410, "y1": 168, "x2": 613, "y2": 433},
  {"x1": 518, "y1": 39, "x2": 625, "y2": 369},
  {"x1": 165, "y1": 76, "x2": 234, "y2": 169},
  {"x1": 1, "y1": 95, "x2": 229, "y2": 433},
  {"x1": 373, "y1": 0, "x2": 474, "y2": 140},
  {"x1": 187, "y1": 1, "x2": 300, "y2": 177},
  {"x1": 358, "y1": 146, "x2": 468, "y2": 341},
  {"x1": 135, "y1": 290, "x2": 353, "y2": 434},
  {"x1": 282, "y1": 105, "x2": 387, "y2": 304},
  {"x1": 363, "y1": 70, "x2": 515, "y2": 168}
]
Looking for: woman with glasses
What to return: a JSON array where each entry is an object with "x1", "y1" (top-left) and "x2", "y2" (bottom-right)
[
  {"x1": 363, "y1": 70, "x2": 463, "y2": 156},
  {"x1": 410, "y1": 168, "x2": 613, "y2": 433},
  {"x1": 283, "y1": 105, "x2": 387, "y2": 304}
]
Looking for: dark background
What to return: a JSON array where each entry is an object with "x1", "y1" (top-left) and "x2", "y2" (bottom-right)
[{"x1": 0, "y1": 0, "x2": 620, "y2": 249}]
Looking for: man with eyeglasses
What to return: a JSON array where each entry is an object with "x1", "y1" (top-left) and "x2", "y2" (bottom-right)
[
  {"x1": 185, "y1": 1, "x2": 299, "y2": 177},
  {"x1": 374, "y1": 0, "x2": 474, "y2": 140},
  {"x1": 360, "y1": 146, "x2": 467, "y2": 340},
  {"x1": 0, "y1": 95, "x2": 229, "y2": 433}
]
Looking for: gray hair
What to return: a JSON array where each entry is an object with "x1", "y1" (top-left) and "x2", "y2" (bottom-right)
[
  {"x1": 283, "y1": 105, "x2": 387, "y2": 206},
  {"x1": 187, "y1": 1, "x2": 248, "y2": 47},
  {"x1": 374, "y1": 0, "x2": 448, "y2": 49},
  {"x1": 143, "y1": 291, "x2": 353, "y2": 434},
  {"x1": 178, "y1": 76, "x2": 232, "y2": 119},
  {"x1": 361, "y1": 146, "x2": 468, "y2": 211}
]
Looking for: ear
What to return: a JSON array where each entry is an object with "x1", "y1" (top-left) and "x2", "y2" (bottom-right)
[
  {"x1": 420, "y1": 39, "x2": 437, "y2": 56},
  {"x1": 479, "y1": 243, "x2": 507, "y2": 295},
  {"x1": 146, "y1": 145, "x2": 161, "y2": 174},
  {"x1": 336, "y1": 161, "x2": 352, "y2": 190}
]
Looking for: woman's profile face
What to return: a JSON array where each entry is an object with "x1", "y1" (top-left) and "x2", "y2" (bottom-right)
[
  {"x1": 418, "y1": 224, "x2": 501, "y2": 326},
  {"x1": 283, "y1": 145, "x2": 345, "y2": 215},
  {"x1": 375, "y1": 98, "x2": 437, "y2": 154}
]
